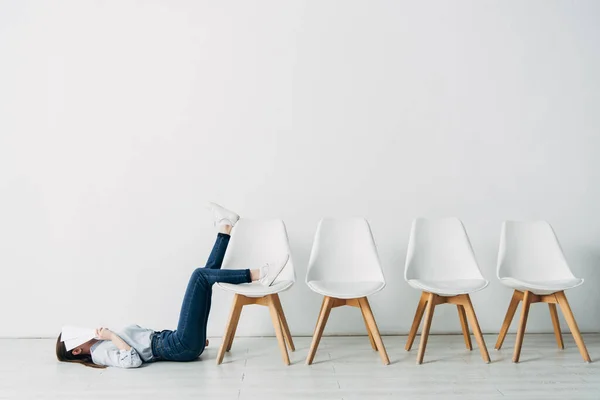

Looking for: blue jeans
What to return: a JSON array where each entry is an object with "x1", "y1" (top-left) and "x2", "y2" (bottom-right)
[{"x1": 151, "y1": 233, "x2": 251, "y2": 361}]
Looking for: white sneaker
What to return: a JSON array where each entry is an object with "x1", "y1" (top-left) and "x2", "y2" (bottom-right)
[
  {"x1": 208, "y1": 202, "x2": 240, "y2": 227},
  {"x1": 259, "y1": 254, "x2": 290, "y2": 286}
]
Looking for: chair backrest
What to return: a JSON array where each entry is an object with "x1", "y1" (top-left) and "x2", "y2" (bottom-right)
[
  {"x1": 497, "y1": 221, "x2": 575, "y2": 281},
  {"x1": 222, "y1": 219, "x2": 295, "y2": 284},
  {"x1": 306, "y1": 218, "x2": 385, "y2": 284},
  {"x1": 405, "y1": 217, "x2": 484, "y2": 281}
]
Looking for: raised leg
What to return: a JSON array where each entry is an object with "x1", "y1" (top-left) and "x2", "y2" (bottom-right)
[
  {"x1": 358, "y1": 297, "x2": 390, "y2": 365},
  {"x1": 462, "y1": 294, "x2": 490, "y2": 363},
  {"x1": 416, "y1": 292, "x2": 437, "y2": 364},
  {"x1": 360, "y1": 303, "x2": 378, "y2": 351},
  {"x1": 271, "y1": 294, "x2": 295, "y2": 352},
  {"x1": 548, "y1": 302, "x2": 564, "y2": 350},
  {"x1": 513, "y1": 290, "x2": 532, "y2": 363},
  {"x1": 204, "y1": 233, "x2": 231, "y2": 269},
  {"x1": 405, "y1": 292, "x2": 428, "y2": 351},
  {"x1": 457, "y1": 305, "x2": 472, "y2": 351},
  {"x1": 495, "y1": 290, "x2": 521, "y2": 350},
  {"x1": 217, "y1": 294, "x2": 244, "y2": 364},
  {"x1": 306, "y1": 296, "x2": 334, "y2": 365},
  {"x1": 555, "y1": 291, "x2": 591, "y2": 362},
  {"x1": 266, "y1": 295, "x2": 290, "y2": 365}
]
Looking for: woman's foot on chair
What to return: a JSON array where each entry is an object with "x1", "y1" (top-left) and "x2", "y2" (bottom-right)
[
  {"x1": 208, "y1": 202, "x2": 240, "y2": 228},
  {"x1": 259, "y1": 254, "x2": 290, "y2": 286}
]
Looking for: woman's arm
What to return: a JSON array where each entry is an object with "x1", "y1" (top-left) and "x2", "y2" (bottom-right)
[
  {"x1": 92, "y1": 346, "x2": 143, "y2": 369},
  {"x1": 93, "y1": 328, "x2": 142, "y2": 369},
  {"x1": 96, "y1": 327, "x2": 131, "y2": 351}
]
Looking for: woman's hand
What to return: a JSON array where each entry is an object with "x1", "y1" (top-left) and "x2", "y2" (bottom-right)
[
  {"x1": 95, "y1": 327, "x2": 114, "y2": 340},
  {"x1": 97, "y1": 328, "x2": 132, "y2": 351}
]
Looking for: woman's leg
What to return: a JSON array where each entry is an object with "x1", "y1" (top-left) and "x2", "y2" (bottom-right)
[
  {"x1": 164, "y1": 268, "x2": 252, "y2": 360},
  {"x1": 154, "y1": 205, "x2": 243, "y2": 361},
  {"x1": 204, "y1": 232, "x2": 231, "y2": 270},
  {"x1": 203, "y1": 231, "x2": 233, "y2": 334}
]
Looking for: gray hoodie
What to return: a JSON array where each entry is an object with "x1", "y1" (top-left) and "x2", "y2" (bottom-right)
[{"x1": 90, "y1": 324, "x2": 154, "y2": 368}]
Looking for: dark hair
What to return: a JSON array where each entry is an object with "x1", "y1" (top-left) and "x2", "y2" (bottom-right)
[{"x1": 55, "y1": 334, "x2": 105, "y2": 369}]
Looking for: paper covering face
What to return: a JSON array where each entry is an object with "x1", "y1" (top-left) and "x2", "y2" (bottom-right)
[{"x1": 61, "y1": 326, "x2": 96, "y2": 351}]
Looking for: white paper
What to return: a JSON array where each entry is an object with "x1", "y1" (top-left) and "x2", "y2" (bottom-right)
[{"x1": 61, "y1": 326, "x2": 96, "y2": 351}]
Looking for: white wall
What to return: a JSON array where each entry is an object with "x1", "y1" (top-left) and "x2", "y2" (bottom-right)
[{"x1": 1, "y1": 0, "x2": 599, "y2": 338}]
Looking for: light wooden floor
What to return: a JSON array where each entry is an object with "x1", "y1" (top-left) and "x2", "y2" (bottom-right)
[{"x1": 1, "y1": 334, "x2": 598, "y2": 399}]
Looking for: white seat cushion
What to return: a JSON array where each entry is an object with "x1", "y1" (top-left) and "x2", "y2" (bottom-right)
[
  {"x1": 217, "y1": 280, "x2": 294, "y2": 298},
  {"x1": 499, "y1": 277, "x2": 584, "y2": 295},
  {"x1": 306, "y1": 280, "x2": 385, "y2": 299},
  {"x1": 406, "y1": 278, "x2": 488, "y2": 296}
]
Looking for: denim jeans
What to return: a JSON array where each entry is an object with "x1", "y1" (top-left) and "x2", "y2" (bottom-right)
[{"x1": 151, "y1": 233, "x2": 251, "y2": 361}]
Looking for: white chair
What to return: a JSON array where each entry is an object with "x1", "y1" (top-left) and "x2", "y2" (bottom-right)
[
  {"x1": 404, "y1": 218, "x2": 490, "y2": 364},
  {"x1": 305, "y1": 218, "x2": 390, "y2": 365},
  {"x1": 495, "y1": 221, "x2": 591, "y2": 362},
  {"x1": 216, "y1": 219, "x2": 296, "y2": 365}
]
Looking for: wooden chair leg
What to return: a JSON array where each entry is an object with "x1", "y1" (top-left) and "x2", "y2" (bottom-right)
[
  {"x1": 406, "y1": 292, "x2": 428, "y2": 351},
  {"x1": 495, "y1": 290, "x2": 521, "y2": 350},
  {"x1": 266, "y1": 295, "x2": 290, "y2": 365},
  {"x1": 358, "y1": 297, "x2": 390, "y2": 365},
  {"x1": 457, "y1": 305, "x2": 472, "y2": 351},
  {"x1": 462, "y1": 294, "x2": 490, "y2": 363},
  {"x1": 513, "y1": 290, "x2": 532, "y2": 363},
  {"x1": 225, "y1": 299, "x2": 243, "y2": 352},
  {"x1": 555, "y1": 291, "x2": 591, "y2": 362},
  {"x1": 548, "y1": 302, "x2": 564, "y2": 350},
  {"x1": 271, "y1": 294, "x2": 295, "y2": 352},
  {"x1": 306, "y1": 296, "x2": 334, "y2": 365},
  {"x1": 416, "y1": 292, "x2": 437, "y2": 364},
  {"x1": 360, "y1": 302, "x2": 377, "y2": 351},
  {"x1": 217, "y1": 294, "x2": 244, "y2": 365}
]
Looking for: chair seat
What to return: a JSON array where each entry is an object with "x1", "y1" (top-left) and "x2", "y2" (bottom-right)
[
  {"x1": 406, "y1": 278, "x2": 489, "y2": 296},
  {"x1": 499, "y1": 277, "x2": 584, "y2": 295},
  {"x1": 306, "y1": 280, "x2": 385, "y2": 299},
  {"x1": 216, "y1": 280, "x2": 294, "y2": 298}
]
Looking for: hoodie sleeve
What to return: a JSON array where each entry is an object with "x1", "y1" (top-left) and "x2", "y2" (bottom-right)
[{"x1": 92, "y1": 347, "x2": 143, "y2": 369}]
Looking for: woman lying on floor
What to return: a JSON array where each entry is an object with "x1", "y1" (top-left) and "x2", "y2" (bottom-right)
[{"x1": 56, "y1": 203, "x2": 289, "y2": 368}]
